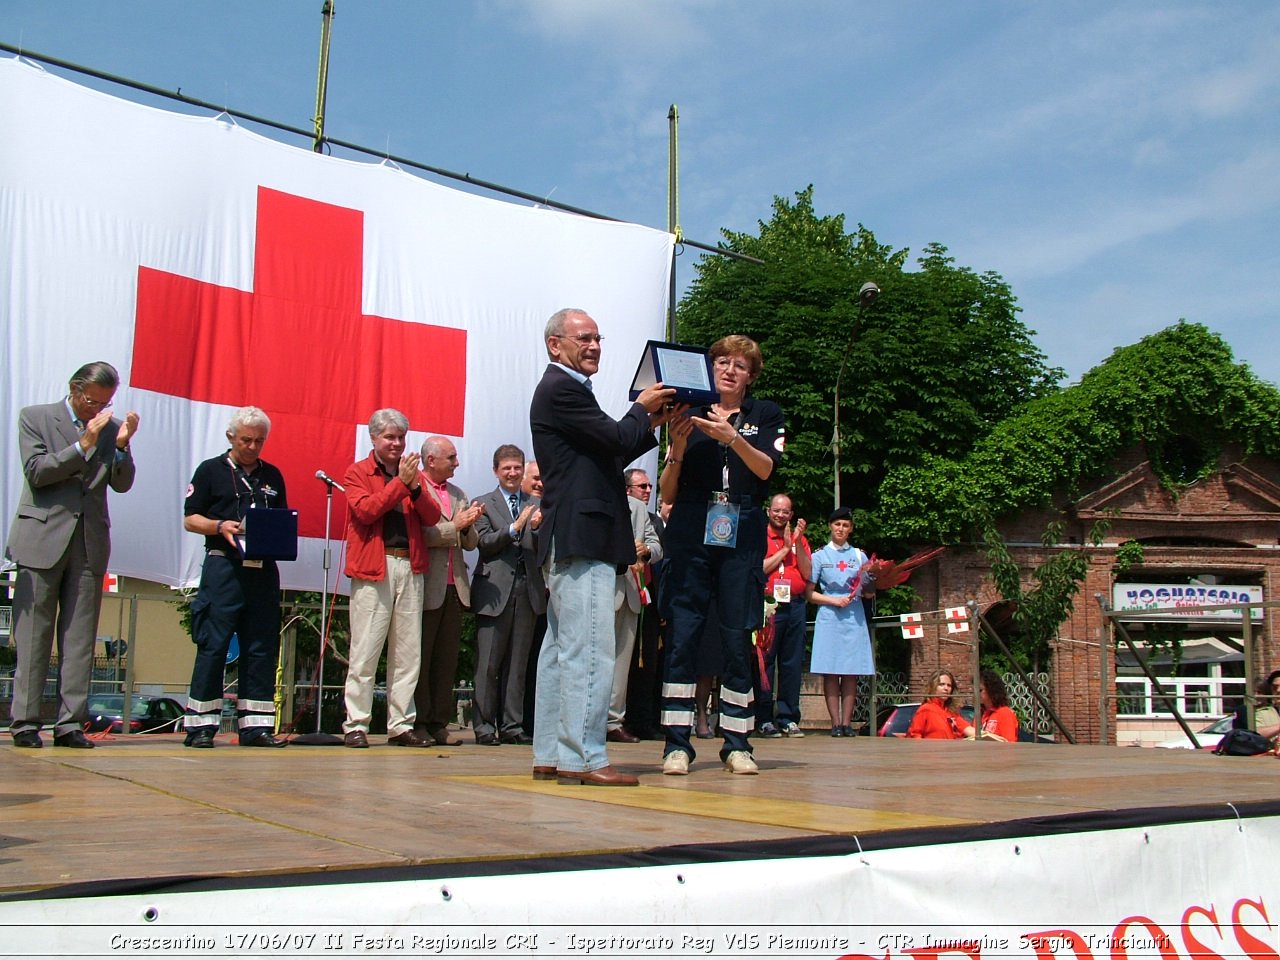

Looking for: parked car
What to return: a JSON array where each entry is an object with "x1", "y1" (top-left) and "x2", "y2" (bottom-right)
[
  {"x1": 84, "y1": 694, "x2": 186, "y2": 734},
  {"x1": 874, "y1": 702, "x2": 1053, "y2": 742},
  {"x1": 1155, "y1": 715, "x2": 1234, "y2": 750}
]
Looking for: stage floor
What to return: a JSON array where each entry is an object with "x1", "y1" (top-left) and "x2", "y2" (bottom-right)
[{"x1": 2, "y1": 729, "x2": 1275, "y2": 896}]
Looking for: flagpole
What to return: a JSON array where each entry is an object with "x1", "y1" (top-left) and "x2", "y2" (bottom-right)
[{"x1": 312, "y1": 0, "x2": 335, "y2": 153}]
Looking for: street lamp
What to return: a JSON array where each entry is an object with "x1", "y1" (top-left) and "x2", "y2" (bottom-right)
[{"x1": 831, "y1": 281, "x2": 880, "y2": 510}]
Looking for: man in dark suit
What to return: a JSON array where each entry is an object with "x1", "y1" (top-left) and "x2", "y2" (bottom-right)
[
  {"x1": 529, "y1": 308, "x2": 677, "y2": 786},
  {"x1": 469, "y1": 444, "x2": 546, "y2": 745},
  {"x1": 7, "y1": 361, "x2": 139, "y2": 748},
  {"x1": 623, "y1": 470, "x2": 668, "y2": 740}
]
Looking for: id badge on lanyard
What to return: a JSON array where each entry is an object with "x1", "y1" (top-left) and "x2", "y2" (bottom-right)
[{"x1": 704, "y1": 491, "x2": 740, "y2": 549}]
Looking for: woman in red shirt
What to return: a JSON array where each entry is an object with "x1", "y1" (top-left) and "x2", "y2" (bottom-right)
[
  {"x1": 977, "y1": 670, "x2": 1019, "y2": 742},
  {"x1": 907, "y1": 670, "x2": 970, "y2": 739}
]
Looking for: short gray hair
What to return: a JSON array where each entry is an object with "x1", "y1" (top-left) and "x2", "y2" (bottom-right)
[
  {"x1": 544, "y1": 308, "x2": 587, "y2": 356},
  {"x1": 421, "y1": 435, "x2": 452, "y2": 459},
  {"x1": 368, "y1": 408, "x2": 409, "y2": 438},
  {"x1": 69, "y1": 361, "x2": 119, "y2": 392},
  {"x1": 227, "y1": 406, "x2": 271, "y2": 435}
]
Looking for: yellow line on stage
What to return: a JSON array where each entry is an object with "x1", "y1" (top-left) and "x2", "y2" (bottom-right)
[{"x1": 449, "y1": 775, "x2": 974, "y2": 834}]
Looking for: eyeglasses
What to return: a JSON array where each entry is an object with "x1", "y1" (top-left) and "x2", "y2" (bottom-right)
[
  {"x1": 630, "y1": 482, "x2": 653, "y2": 489},
  {"x1": 75, "y1": 392, "x2": 113, "y2": 410},
  {"x1": 713, "y1": 357, "x2": 750, "y2": 373},
  {"x1": 557, "y1": 333, "x2": 605, "y2": 345}
]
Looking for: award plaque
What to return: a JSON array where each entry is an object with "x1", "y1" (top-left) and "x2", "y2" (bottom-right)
[{"x1": 628, "y1": 340, "x2": 720, "y2": 405}]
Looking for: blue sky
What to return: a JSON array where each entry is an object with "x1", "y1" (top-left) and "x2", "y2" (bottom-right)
[{"x1": 7, "y1": 1, "x2": 1280, "y2": 384}]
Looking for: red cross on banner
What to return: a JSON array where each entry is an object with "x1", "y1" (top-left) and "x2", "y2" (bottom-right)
[
  {"x1": 945, "y1": 605, "x2": 971, "y2": 634},
  {"x1": 130, "y1": 187, "x2": 468, "y2": 538}
]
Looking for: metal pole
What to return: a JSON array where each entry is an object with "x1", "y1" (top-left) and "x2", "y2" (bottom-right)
[
  {"x1": 1110, "y1": 615, "x2": 1200, "y2": 747},
  {"x1": 315, "y1": 484, "x2": 335, "y2": 734},
  {"x1": 1242, "y1": 601, "x2": 1256, "y2": 730},
  {"x1": 1096, "y1": 594, "x2": 1109, "y2": 745},
  {"x1": 312, "y1": 1, "x2": 335, "y2": 153},
  {"x1": 967, "y1": 601, "x2": 981, "y2": 742},
  {"x1": 667, "y1": 104, "x2": 679, "y2": 339},
  {"x1": 122, "y1": 595, "x2": 139, "y2": 735}
]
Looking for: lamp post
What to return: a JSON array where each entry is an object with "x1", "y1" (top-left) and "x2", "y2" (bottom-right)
[{"x1": 832, "y1": 281, "x2": 880, "y2": 510}]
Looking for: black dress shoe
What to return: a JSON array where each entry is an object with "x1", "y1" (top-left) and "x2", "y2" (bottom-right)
[
  {"x1": 387, "y1": 730, "x2": 433, "y2": 747},
  {"x1": 427, "y1": 727, "x2": 462, "y2": 746},
  {"x1": 185, "y1": 729, "x2": 216, "y2": 748},
  {"x1": 240, "y1": 733, "x2": 288, "y2": 747},
  {"x1": 53, "y1": 729, "x2": 95, "y2": 749},
  {"x1": 12, "y1": 730, "x2": 43, "y2": 748},
  {"x1": 475, "y1": 732, "x2": 500, "y2": 746},
  {"x1": 500, "y1": 731, "x2": 533, "y2": 745}
]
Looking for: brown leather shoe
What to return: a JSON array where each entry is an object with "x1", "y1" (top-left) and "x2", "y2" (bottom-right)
[
  {"x1": 387, "y1": 730, "x2": 433, "y2": 747},
  {"x1": 606, "y1": 727, "x2": 640, "y2": 743},
  {"x1": 532, "y1": 765, "x2": 557, "y2": 781},
  {"x1": 557, "y1": 765, "x2": 639, "y2": 787},
  {"x1": 343, "y1": 730, "x2": 370, "y2": 748}
]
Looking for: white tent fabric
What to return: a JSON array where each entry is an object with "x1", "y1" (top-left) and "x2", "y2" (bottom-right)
[{"x1": 0, "y1": 58, "x2": 672, "y2": 592}]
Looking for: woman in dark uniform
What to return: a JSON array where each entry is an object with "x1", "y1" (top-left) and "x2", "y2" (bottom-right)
[{"x1": 658, "y1": 334, "x2": 784, "y2": 776}]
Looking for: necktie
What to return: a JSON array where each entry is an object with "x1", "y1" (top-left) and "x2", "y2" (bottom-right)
[{"x1": 509, "y1": 493, "x2": 520, "y2": 518}]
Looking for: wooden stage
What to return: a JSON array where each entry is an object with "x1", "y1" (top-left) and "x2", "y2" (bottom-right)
[{"x1": 2, "y1": 730, "x2": 1276, "y2": 898}]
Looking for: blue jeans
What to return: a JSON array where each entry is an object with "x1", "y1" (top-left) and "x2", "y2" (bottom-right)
[
  {"x1": 533, "y1": 552, "x2": 616, "y2": 773},
  {"x1": 755, "y1": 597, "x2": 807, "y2": 726}
]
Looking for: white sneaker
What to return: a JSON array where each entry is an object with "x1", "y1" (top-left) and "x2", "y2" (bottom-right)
[
  {"x1": 780, "y1": 721, "x2": 805, "y2": 738},
  {"x1": 663, "y1": 749, "x2": 690, "y2": 776},
  {"x1": 723, "y1": 750, "x2": 759, "y2": 775}
]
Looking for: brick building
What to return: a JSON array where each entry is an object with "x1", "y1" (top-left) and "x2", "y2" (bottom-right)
[{"x1": 907, "y1": 445, "x2": 1280, "y2": 744}]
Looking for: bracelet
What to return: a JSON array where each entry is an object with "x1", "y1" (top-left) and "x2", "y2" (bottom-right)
[
  {"x1": 665, "y1": 458, "x2": 682, "y2": 465},
  {"x1": 215, "y1": 520, "x2": 226, "y2": 536}
]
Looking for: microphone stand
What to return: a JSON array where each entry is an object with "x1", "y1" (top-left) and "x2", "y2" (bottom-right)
[{"x1": 293, "y1": 478, "x2": 344, "y2": 745}]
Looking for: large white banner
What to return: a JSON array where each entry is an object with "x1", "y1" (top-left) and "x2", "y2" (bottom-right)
[
  {"x1": 3, "y1": 813, "x2": 1279, "y2": 957},
  {"x1": 0, "y1": 58, "x2": 671, "y2": 592}
]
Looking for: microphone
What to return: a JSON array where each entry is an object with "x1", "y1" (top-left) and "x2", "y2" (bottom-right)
[{"x1": 315, "y1": 470, "x2": 345, "y2": 493}]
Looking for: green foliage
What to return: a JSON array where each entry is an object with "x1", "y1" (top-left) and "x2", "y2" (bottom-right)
[
  {"x1": 878, "y1": 322, "x2": 1280, "y2": 543},
  {"x1": 984, "y1": 520, "x2": 1107, "y2": 665},
  {"x1": 677, "y1": 187, "x2": 1060, "y2": 532},
  {"x1": 1113, "y1": 540, "x2": 1145, "y2": 575}
]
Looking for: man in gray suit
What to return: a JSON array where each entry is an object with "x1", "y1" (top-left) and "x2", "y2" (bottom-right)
[
  {"x1": 607, "y1": 473, "x2": 662, "y2": 743},
  {"x1": 7, "y1": 362, "x2": 139, "y2": 748},
  {"x1": 469, "y1": 444, "x2": 547, "y2": 745},
  {"x1": 412, "y1": 436, "x2": 483, "y2": 746}
]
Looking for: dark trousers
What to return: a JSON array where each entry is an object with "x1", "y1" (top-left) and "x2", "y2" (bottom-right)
[
  {"x1": 186, "y1": 554, "x2": 281, "y2": 741},
  {"x1": 414, "y1": 585, "x2": 464, "y2": 734},
  {"x1": 661, "y1": 522, "x2": 764, "y2": 762},
  {"x1": 753, "y1": 596, "x2": 807, "y2": 726},
  {"x1": 473, "y1": 583, "x2": 535, "y2": 738},
  {"x1": 625, "y1": 605, "x2": 664, "y2": 736}
]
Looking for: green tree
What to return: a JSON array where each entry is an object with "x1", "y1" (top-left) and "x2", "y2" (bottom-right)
[
  {"x1": 877, "y1": 322, "x2": 1280, "y2": 544},
  {"x1": 677, "y1": 187, "x2": 1060, "y2": 533}
]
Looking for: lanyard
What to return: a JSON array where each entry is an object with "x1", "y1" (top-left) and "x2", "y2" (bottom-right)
[{"x1": 719, "y1": 408, "x2": 746, "y2": 492}]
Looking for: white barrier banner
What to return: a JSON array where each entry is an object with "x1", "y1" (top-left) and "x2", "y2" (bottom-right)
[
  {"x1": 0, "y1": 58, "x2": 672, "y2": 592},
  {"x1": 3, "y1": 814, "x2": 1278, "y2": 958}
]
